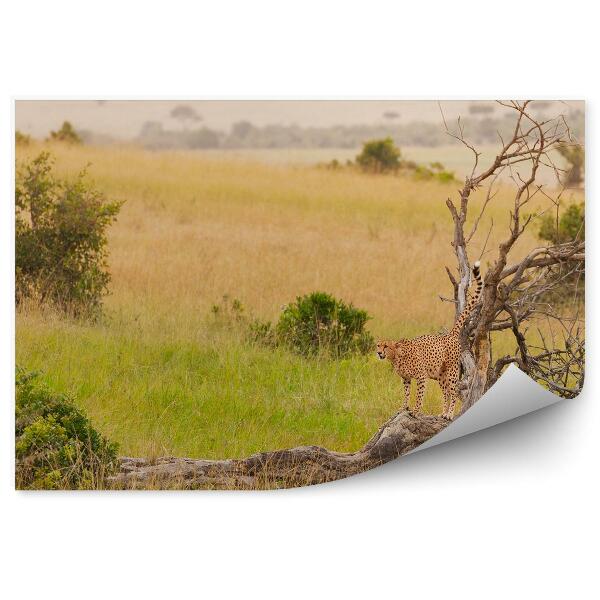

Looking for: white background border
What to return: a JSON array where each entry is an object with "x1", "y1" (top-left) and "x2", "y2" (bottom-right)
[{"x1": 1, "y1": 2, "x2": 597, "y2": 598}]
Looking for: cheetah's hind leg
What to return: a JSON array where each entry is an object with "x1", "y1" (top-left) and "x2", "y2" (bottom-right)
[
  {"x1": 440, "y1": 366, "x2": 460, "y2": 420},
  {"x1": 402, "y1": 377, "x2": 411, "y2": 410}
]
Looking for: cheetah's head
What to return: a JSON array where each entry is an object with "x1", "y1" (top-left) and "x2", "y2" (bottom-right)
[{"x1": 376, "y1": 340, "x2": 396, "y2": 361}]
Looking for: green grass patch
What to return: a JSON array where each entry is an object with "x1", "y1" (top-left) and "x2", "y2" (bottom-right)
[{"x1": 16, "y1": 312, "x2": 448, "y2": 459}]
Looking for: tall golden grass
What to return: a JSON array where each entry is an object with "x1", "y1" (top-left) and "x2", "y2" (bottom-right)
[{"x1": 18, "y1": 143, "x2": 575, "y2": 333}]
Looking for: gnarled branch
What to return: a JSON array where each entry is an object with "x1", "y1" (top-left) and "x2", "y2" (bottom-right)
[{"x1": 109, "y1": 410, "x2": 449, "y2": 489}]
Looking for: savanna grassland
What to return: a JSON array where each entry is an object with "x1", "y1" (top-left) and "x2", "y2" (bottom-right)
[{"x1": 15, "y1": 142, "x2": 584, "y2": 459}]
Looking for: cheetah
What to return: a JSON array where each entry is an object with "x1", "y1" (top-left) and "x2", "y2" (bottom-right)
[{"x1": 376, "y1": 262, "x2": 483, "y2": 420}]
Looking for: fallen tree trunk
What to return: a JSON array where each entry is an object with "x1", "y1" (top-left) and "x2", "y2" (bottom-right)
[{"x1": 108, "y1": 410, "x2": 449, "y2": 490}]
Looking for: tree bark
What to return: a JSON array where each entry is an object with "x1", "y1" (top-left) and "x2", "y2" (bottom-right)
[{"x1": 108, "y1": 410, "x2": 449, "y2": 490}]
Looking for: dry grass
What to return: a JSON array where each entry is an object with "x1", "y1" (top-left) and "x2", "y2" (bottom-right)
[{"x1": 15, "y1": 142, "x2": 584, "y2": 459}]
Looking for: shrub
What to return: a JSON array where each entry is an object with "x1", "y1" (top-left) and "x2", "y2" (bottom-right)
[
  {"x1": 48, "y1": 121, "x2": 82, "y2": 144},
  {"x1": 537, "y1": 203, "x2": 585, "y2": 305},
  {"x1": 356, "y1": 137, "x2": 401, "y2": 173},
  {"x1": 429, "y1": 162, "x2": 456, "y2": 183},
  {"x1": 15, "y1": 369, "x2": 118, "y2": 489},
  {"x1": 247, "y1": 317, "x2": 277, "y2": 347},
  {"x1": 468, "y1": 102, "x2": 495, "y2": 116},
  {"x1": 210, "y1": 294, "x2": 246, "y2": 326},
  {"x1": 556, "y1": 143, "x2": 584, "y2": 187},
  {"x1": 539, "y1": 203, "x2": 585, "y2": 244},
  {"x1": 15, "y1": 130, "x2": 32, "y2": 146},
  {"x1": 274, "y1": 291, "x2": 374, "y2": 358},
  {"x1": 15, "y1": 152, "x2": 122, "y2": 317},
  {"x1": 434, "y1": 170, "x2": 456, "y2": 183},
  {"x1": 413, "y1": 161, "x2": 456, "y2": 183},
  {"x1": 331, "y1": 142, "x2": 455, "y2": 183}
]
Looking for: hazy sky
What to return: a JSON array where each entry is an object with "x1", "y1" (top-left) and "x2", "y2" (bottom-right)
[{"x1": 15, "y1": 100, "x2": 583, "y2": 140}]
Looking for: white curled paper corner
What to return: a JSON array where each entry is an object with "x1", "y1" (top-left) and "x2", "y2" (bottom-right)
[{"x1": 410, "y1": 364, "x2": 564, "y2": 454}]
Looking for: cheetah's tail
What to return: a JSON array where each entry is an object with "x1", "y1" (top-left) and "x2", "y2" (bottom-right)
[{"x1": 450, "y1": 261, "x2": 483, "y2": 336}]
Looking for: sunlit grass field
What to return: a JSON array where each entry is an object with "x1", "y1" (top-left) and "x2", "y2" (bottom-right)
[{"x1": 15, "y1": 142, "x2": 584, "y2": 459}]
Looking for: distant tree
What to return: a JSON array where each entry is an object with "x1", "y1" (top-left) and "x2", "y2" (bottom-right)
[
  {"x1": 531, "y1": 100, "x2": 551, "y2": 117},
  {"x1": 532, "y1": 101, "x2": 551, "y2": 110},
  {"x1": 170, "y1": 105, "x2": 202, "y2": 130},
  {"x1": 382, "y1": 111, "x2": 400, "y2": 121},
  {"x1": 48, "y1": 121, "x2": 82, "y2": 144},
  {"x1": 136, "y1": 122, "x2": 166, "y2": 149},
  {"x1": 185, "y1": 127, "x2": 220, "y2": 149},
  {"x1": 231, "y1": 120, "x2": 255, "y2": 139},
  {"x1": 356, "y1": 137, "x2": 401, "y2": 173},
  {"x1": 468, "y1": 103, "x2": 495, "y2": 117},
  {"x1": 556, "y1": 143, "x2": 584, "y2": 186},
  {"x1": 139, "y1": 121, "x2": 164, "y2": 136}
]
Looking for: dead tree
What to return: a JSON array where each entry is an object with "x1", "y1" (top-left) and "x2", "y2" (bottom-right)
[{"x1": 440, "y1": 100, "x2": 585, "y2": 413}]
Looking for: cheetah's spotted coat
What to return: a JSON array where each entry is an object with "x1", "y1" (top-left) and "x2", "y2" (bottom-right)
[{"x1": 376, "y1": 262, "x2": 483, "y2": 420}]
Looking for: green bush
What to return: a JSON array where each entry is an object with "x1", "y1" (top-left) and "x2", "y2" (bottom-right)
[
  {"x1": 15, "y1": 152, "x2": 122, "y2": 317},
  {"x1": 537, "y1": 203, "x2": 585, "y2": 305},
  {"x1": 15, "y1": 369, "x2": 118, "y2": 489},
  {"x1": 272, "y1": 291, "x2": 374, "y2": 358},
  {"x1": 48, "y1": 121, "x2": 82, "y2": 144},
  {"x1": 539, "y1": 203, "x2": 585, "y2": 244},
  {"x1": 355, "y1": 138, "x2": 455, "y2": 182},
  {"x1": 356, "y1": 137, "x2": 401, "y2": 173},
  {"x1": 210, "y1": 294, "x2": 246, "y2": 326},
  {"x1": 413, "y1": 161, "x2": 456, "y2": 183},
  {"x1": 557, "y1": 143, "x2": 584, "y2": 187},
  {"x1": 247, "y1": 317, "x2": 277, "y2": 347}
]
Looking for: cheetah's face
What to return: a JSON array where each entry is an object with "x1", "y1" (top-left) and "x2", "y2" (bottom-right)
[{"x1": 376, "y1": 341, "x2": 392, "y2": 360}]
